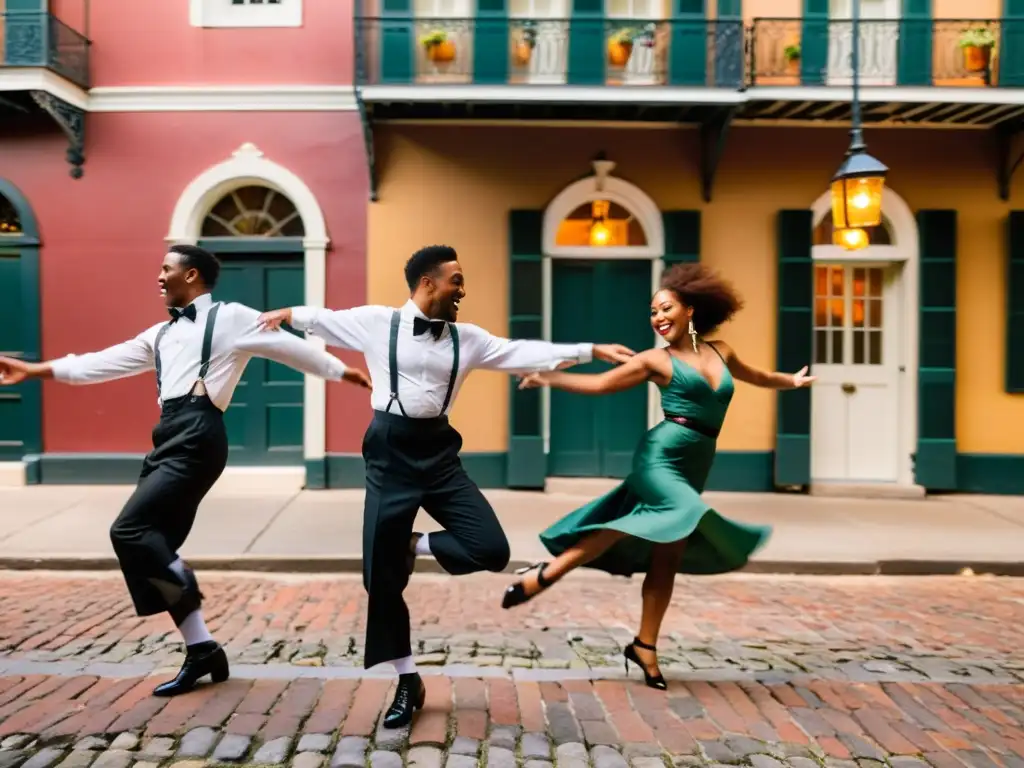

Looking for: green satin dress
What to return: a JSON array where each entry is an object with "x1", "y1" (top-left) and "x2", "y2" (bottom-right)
[{"x1": 539, "y1": 350, "x2": 772, "y2": 576}]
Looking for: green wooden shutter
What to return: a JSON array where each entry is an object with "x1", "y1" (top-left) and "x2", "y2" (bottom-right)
[
  {"x1": 916, "y1": 210, "x2": 957, "y2": 490},
  {"x1": 473, "y1": 0, "x2": 509, "y2": 84},
  {"x1": 4, "y1": 0, "x2": 45, "y2": 67},
  {"x1": 567, "y1": 0, "x2": 603, "y2": 85},
  {"x1": 669, "y1": 0, "x2": 708, "y2": 86},
  {"x1": 380, "y1": 0, "x2": 414, "y2": 84},
  {"x1": 775, "y1": 210, "x2": 813, "y2": 487},
  {"x1": 662, "y1": 211, "x2": 701, "y2": 268},
  {"x1": 897, "y1": 0, "x2": 931, "y2": 85},
  {"x1": 1002, "y1": 0, "x2": 1024, "y2": 87},
  {"x1": 507, "y1": 210, "x2": 546, "y2": 489},
  {"x1": 800, "y1": 0, "x2": 827, "y2": 86},
  {"x1": 1006, "y1": 212, "x2": 1024, "y2": 392}
]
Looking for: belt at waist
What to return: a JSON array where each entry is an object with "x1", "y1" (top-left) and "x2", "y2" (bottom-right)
[
  {"x1": 664, "y1": 413, "x2": 720, "y2": 439},
  {"x1": 373, "y1": 409, "x2": 450, "y2": 430}
]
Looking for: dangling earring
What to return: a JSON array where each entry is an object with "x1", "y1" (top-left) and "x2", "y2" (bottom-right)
[{"x1": 688, "y1": 319, "x2": 699, "y2": 353}]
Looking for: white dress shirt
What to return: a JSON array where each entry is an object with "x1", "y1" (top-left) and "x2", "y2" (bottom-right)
[
  {"x1": 290, "y1": 299, "x2": 593, "y2": 418},
  {"x1": 50, "y1": 293, "x2": 348, "y2": 411}
]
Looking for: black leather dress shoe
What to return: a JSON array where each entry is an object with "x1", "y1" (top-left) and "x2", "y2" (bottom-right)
[
  {"x1": 382, "y1": 672, "x2": 425, "y2": 729},
  {"x1": 153, "y1": 641, "x2": 230, "y2": 697}
]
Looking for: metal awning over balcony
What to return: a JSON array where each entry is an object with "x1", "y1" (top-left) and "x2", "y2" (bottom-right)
[{"x1": 0, "y1": 10, "x2": 90, "y2": 178}]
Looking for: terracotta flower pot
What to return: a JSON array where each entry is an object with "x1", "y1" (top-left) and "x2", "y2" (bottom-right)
[
  {"x1": 608, "y1": 40, "x2": 633, "y2": 68},
  {"x1": 963, "y1": 45, "x2": 991, "y2": 73},
  {"x1": 426, "y1": 40, "x2": 456, "y2": 64},
  {"x1": 785, "y1": 57, "x2": 800, "y2": 76},
  {"x1": 512, "y1": 40, "x2": 532, "y2": 66}
]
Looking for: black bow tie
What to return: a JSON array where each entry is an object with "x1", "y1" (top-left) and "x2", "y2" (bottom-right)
[
  {"x1": 413, "y1": 316, "x2": 447, "y2": 340},
  {"x1": 168, "y1": 304, "x2": 197, "y2": 323}
]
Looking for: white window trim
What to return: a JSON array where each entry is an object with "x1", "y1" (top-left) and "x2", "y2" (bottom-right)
[{"x1": 190, "y1": 0, "x2": 303, "y2": 29}]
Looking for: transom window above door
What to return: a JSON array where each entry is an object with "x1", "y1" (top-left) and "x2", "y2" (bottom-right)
[
  {"x1": 555, "y1": 200, "x2": 647, "y2": 247},
  {"x1": 201, "y1": 186, "x2": 305, "y2": 238},
  {"x1": 0, "y1": 194, "x2": 21, "y2": 236},
  {"x1": 190, "y1": 0, "x2": 302, "y2": 28},
  {"x1": 814, "y1": 265, "x2": 885, "y2": 366},
  {"x1": 813, "y1": 211, "x2": 893, "y2": 246}
]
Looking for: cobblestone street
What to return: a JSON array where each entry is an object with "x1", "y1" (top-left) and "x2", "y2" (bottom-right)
[{"x1": 0, "y1": 571, "x2": 1022, "y2": 768}]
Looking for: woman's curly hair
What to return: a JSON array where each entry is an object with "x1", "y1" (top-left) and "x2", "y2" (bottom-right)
[{"x1": 660, "y1": 263, "x2": 744, "y2": 336}]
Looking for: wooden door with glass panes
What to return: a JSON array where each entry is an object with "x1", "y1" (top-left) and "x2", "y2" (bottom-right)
[
  {"x1": 606, "y1": 0, "x2": 661, "y2": 84},
  {"x1": 827, "y1": 0, "x2": 899, "y2": 85},
  {"x1": 810, "y1": 263, "x2": 903, "y2": 482},
  {"x1": 509, "y1": 0, "x2": 570, "y2": 83},
  {"x1": 414, "y1": 0, "x2": 473, "y2": 81}
]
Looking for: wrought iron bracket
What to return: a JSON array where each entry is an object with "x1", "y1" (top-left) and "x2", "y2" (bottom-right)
[
  {"x1": 997, "y1": 123, "x2": 1024, "y2": 202},
  {"x1": 699, "y1": 107, "x2": 737, "y2": 204},
  {"x1": 355, "y1": 88, "x2": 379, "y2": 202},
  {"x1": 30, "y1": 91, "x2": 86, "y2": 179}
]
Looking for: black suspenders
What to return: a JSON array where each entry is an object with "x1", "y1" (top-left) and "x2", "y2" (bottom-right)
[
  {"x1": 153, "y1": 302, "x2": 221, "y2": 401},
  {"x1": 385, "y1": 310, "x2": 460, "y2": 417}
]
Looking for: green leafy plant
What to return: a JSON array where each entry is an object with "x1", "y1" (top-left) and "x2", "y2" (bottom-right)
[
  {"x1": 784, "y1": 43, "x2": 801, "y2": 61},
  {"x1": 420, "y1": 29, "x2": 448, "y2": 48},
  {"x1": 609, "y1": 26, "x2": 639, "y2": 45},
  {"x1": 958, "y1": 27, "x2": 996, "y2": 49}
]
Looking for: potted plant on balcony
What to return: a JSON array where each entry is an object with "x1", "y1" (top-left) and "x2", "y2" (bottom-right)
[
  {"x1": 513, "y1": 21, "x2": 537, "y2": 67},
  {"x1": 958, "y1": 27, "x2": 996, "y2": 73},
  {"x1": 608, "y1": 27, "x2": 637, "y2": 68},
  {"x1": 421, "y1": 29, "x2": 456, "y2": 64},
  {"x1": 784, "y1": 43, "x2": 800, "y2": 76}
]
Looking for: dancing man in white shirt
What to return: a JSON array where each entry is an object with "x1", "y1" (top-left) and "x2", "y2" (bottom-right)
[
  {"x1": 0, "y1": 244, "x2": 370, "y2": 698},
  {"x1": 257, "y1": 244, "x2": 634, "y2": 728}
]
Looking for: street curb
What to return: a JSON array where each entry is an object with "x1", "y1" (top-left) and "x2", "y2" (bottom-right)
[{"x1": 0, "y1": 555, "x2": 1022, "y2": 576}]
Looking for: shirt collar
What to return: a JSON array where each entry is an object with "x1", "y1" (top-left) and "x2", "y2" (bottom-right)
[
  {"x1": 402, "y1": 299, "x2": 429, "y2": 321},
  {"x1": 192, "y1": 293, "x2": 213, "y2": 311}
]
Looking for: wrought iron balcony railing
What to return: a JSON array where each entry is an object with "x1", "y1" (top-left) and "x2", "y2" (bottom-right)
[
  {"x1": 1, "y1": 11, "x2": 91, "y2": 89},
  {"x1": 355, "y1": 17, "x2": 745, "y2": 88},
  {"x1": 749, "y1": 18, "x2": 1008, "y2": 88}
]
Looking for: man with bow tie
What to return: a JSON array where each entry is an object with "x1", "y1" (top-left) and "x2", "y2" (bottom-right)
[
  {"x1": 0, "y1": 244, "x2": 370, "y2": 697},
  {"x1": 257, "y1": 244, "x2": 634, "y2": 728}
]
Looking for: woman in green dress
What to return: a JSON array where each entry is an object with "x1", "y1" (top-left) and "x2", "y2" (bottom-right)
[{"x1": 500, "y1": 263, "x2": 815, "y2": 690}]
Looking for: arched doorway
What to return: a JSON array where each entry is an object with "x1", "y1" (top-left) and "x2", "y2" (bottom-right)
[
  {"x1": 167, "y1": 144, "x2": 329, "y2": 478},
  {"x1": 541, "y1": 169, "x2": 665, "y2": 478},
  {"x1": 0, "y1": 180, "x2": 42, "y2": 485},
  {"x1": 808, "y1": 187, "x2": 918, "y2": 488}
]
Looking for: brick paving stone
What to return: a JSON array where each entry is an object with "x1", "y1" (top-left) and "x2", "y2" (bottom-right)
[
  {"x1": 671, "y1": 758, "x2": 703, "y2": 768},
  {"x1": 70, "y1": 740, "x2": 105, "y2": 753},
  {"x1": 622, "y1": 744, "x2": 661, "y2": 760},
  {"x1": 888, "y1": 760, "x2": 930, "y2": 768},
  {"x1": 369, "y1": 752, "x2": 402, "y2": 768},
  {"x1": 138, "y1": 739, "x2": 174, "y2": 761},
  {"x1": 253, "y1": 737, "x2": 292, "y2": 765},
  {"x1": 449, "y1": 738, "x2": 478, "y2": 756},
  {"x1": 699, "y1": 741, "x2": 737, "y2": 764},
  {"x1": 0, "y1": 753, "x2": 29, "y2": 768},
  {"x1": 105, "y1": 737, "x2": 136, "y2": 753},
  {"x1": 296, "y1": 735, "x2": 331, "y2": 754},
  {"x1": 629, "y1": 758, "x2": 663, "y2": 768},
  {"x1": 486, "y1": 748, "x2": 516, "y2": 768},
  {"x1": 443, "y1": 755, "x2": 476, "y2": 768},
  {"x1": 524, "y1": 761, "x2": 553, "y2": 768},
  {"x1": 487, "y1": 726, "x2": 519, "y2": 752},
  {"x1": 54, "y1": 752, "x2": 94, "y2": 768},
  {"x1": 130, "y1": 762, "x2": 159, "y2": 768},
  {"x1": 211, "y1": 734, "x2": 251, "y2": 763},
  {"x1": 407, "y1": 747, "x2": 442, "y2": 768},
  {"x1": 786, "y1": 760, "x2": 820, "y2": 768},
  {"x1": 90, "y1": 751, "x2": 131, "y2": 768},
  {"x1": 291, "y1": 753, "x2": 324, "y2": 768},
  {"x1": 329, "y1": 737, "x2": 367, "y2": 768},
  {"x1": 3, "y1": 737, "x2": 34, "y2": 750},
  {"x1": 590, "y1": 746, "x2": 629, "y2": 768},
  {"x1": 176, "y1": 728, "x2": 217, "y2": 759},
  {"x1": 22, "y1": 748, "x2": 66, "y2": 768},
  {"x1": 521, "y1": 732, "x2": 551, "y2": 760},
  {"x1": 167, "y1": 761, "x2": 206, "y2": 768},
  {"x1": 546, "y1": 702, "x2": 583, "y2": 745},
  {"x1": 556, "y1": 743, "x2": 589, "y2": 763},
  {"x1": 749, "y1": 757, "x2": 786, "y2": 768},
  {"x1": 373, "y1": 721, "x2": 408, "y2": 753}
]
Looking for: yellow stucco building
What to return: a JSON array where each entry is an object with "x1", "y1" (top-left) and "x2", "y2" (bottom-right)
[{"x1": 352, "y1": 0, "x2": 1024, "y2": 495}]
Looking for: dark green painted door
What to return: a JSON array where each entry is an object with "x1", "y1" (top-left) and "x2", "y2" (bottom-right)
[
  {"x1": 0, "y1": 251, "x2": 32, "y2": 460},
  {"x1": 213, "y1": 257, "x2": 305, "y2": 466},
  {"x1": 549, "y1": 260, "x2": 651, "y2": 478}
]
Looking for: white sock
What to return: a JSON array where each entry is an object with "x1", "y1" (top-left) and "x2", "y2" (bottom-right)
[
  {"x1": 392, "y1": 655, "x2": 417, "y2": 675},
  {"x1": 168, "y1": 557, "x2": 188, "y2": 581},
  {"x1": 178, "y1": 609, "x2": 215, "y2": 646},
  {"x1": 414, "y1": 534, "x2": 431, "y2": 556}
]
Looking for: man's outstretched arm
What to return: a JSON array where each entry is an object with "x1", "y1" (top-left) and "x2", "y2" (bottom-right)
[
  {"x1": 257, "y1": 305, "x2": 383, "y2": 353},
  {"x1": 459, "y1": 324, "x2": 635, "y2": 373},
  {"x1": 0, "y1": 331, "x2": 156, "y2": 386}
]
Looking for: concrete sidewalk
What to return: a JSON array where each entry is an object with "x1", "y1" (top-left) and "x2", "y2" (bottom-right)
[{"x1": 0, "y1": 479, "x2": 1022, "y2": 574}]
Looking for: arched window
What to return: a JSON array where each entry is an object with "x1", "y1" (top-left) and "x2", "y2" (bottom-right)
[
  {"x1": 200, "y1": 185, "x2": 305, "y2": 238},
  {"x1": 554, "y1": 199, "x2": 648, "y2": 248},
  {"x1": 813, "y1": 210, "x2": 893, "y2": 247},
  {"x1": 0, "y1": 193, "x2": 22, "y2": 236}
]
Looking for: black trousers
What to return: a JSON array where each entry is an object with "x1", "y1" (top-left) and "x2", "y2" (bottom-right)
[
  {"x1": 362, "y1": 410, "x2": 511, "y2": 669},
  {"x1": 109, "y1": 395, "x2": 229, "y2": 618}
]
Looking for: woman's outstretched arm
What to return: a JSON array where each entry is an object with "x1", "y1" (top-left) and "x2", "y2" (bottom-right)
[
  {"x1": 712, "y1": 340, "x2": 815, "y2": 390},
  {"x1": 519, "y1": 350, "x2": 666, "y2": 395}
]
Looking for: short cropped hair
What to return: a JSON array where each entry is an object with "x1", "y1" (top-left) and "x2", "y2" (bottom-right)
[
  {"x1": 660, "y1": 262, "x2": 744, "y2": 336},
  {"x1": 404, "y1": 245, "x2": 458, "y2": 291},
  {"x1": 169, "y1": 244, "x2": 221, "y2": 289}
]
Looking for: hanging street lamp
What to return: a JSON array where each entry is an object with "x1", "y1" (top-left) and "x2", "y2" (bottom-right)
[
  {"x1": 833, "y1": 226, "x2": 870, "y2": 251},
  {"x1": 831, "y1": 0, "x2": 888, "y2": 231}
]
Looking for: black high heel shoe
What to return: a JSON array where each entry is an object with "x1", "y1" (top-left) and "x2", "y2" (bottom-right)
[
  {"x1": 623, "y1": 637, "x2": 667, "y2": 691},
  {"x1": 501, "y1": 562, "x2": 554, "y2": 609}
]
